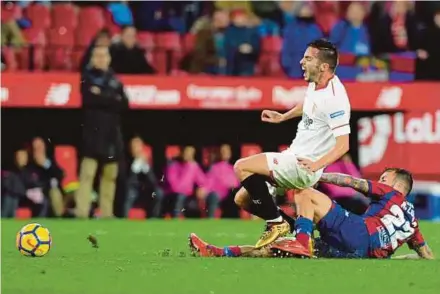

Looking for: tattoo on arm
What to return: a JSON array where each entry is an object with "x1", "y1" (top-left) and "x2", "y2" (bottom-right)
[{"x1": 320, "y1": 173, "x2": 369, "y2": 194}]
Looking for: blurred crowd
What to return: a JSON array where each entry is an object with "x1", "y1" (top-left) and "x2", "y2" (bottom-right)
[
  {"x1": 1, "y1": 1, "x2": 439, "y2": 80},
  {"x1": 1, "y1": 136, "x2": 370, "y2": 219}
]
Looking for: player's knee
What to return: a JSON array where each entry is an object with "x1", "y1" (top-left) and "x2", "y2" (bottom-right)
[
  {"x1": 234, "y1": 192, "x2": 249, "y2": 208},
  {"x1": 234, "y1": 159, "x2": 251, "y2": 180}
]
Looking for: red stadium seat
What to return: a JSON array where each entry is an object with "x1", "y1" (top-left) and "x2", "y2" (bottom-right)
[
  {"x1": 128, "y1": 208, "x2": 147, "y2": 220},
  {"x1": 182, "y1": 33, "x2": 196, "y2": 53},
  {"x1": 1, "y1": 3, "x2": 22, "y2": 22},
  {"x1": 137, "y1": 32, "x2": 155, "y2": 50},
  {"x1": 165, "y1": 145, "x2": 181, "y2": 160},
  {"x1": 16, "y1": 208, "x2": 32, "y2": 219},
  {"x1": 51, "y1": 4, "x2": 77, "y2": 29},
  {"x1": 241, "y1": 144, "x2": 262, "y2": 157},
  {"x1": 48, "y1": 28, "x2": 74, "y2": 70},
  {"x1": 78, "y1": 7, "x2": 105, "y2": 31},
  {"x1": 155, "y1": 32, "x2": 181, "y2": 51},
  {"x1": 261, "y1": 36, "x2": 283, "y2": 54},
  {"x1": 1, "y1": 46, "x2": 18, "y2": 72},
  {"x1": 54, "y1": 145, "x2": 78, "y2": 190},
  {"x1": 71, "y1": 48, "x2": 86, "y2": 70},
  {"x1": 25, "y1": 3, "x2": 51, "y2": 29}
]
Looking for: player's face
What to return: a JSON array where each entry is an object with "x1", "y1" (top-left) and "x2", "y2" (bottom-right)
[
  {"x1": 378, "y1": 171, "x2": 397, "y2": 187},
  {"x1": 91, "y1": 47, "x2": 111, "y2": 70},
  {"x1": 300, "y1": 47, "x2": 321, "y2": 83}
]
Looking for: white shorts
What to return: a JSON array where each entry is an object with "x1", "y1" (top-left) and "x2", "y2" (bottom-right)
[{"x1": 265, "y1": 151, "x2": 323, "y2": 192}]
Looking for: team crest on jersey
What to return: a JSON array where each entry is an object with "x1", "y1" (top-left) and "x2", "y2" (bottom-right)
[
  {"x1": 302, "y1": 113, "x2": 314, "y2": 129},
  {"x1": 273, "y1": 158, "x2": 278, "y2": 165}
]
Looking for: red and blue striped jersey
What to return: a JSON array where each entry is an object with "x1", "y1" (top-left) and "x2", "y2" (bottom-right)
[{"x1": 362, "y1": 181, "x2": 425, "y2": 258}]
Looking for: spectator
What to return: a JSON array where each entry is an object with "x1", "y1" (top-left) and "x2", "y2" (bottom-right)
[
  {"x1": 107, "y1": 1, "x2": 133, "y2": 27},
  {"x1": 281, "y1": 3, "x2": 323, "y2": 79},
  {"x1": 1, "y1": 2, "x2": 27, "y2": 48},
  {"x1": 75, "y1": 46, "x2": 129, "y2": 218},
  {"x1": 183, "y1": 9, "x2": 229, "y2": 74},
  {"x1": 206, "y1": 144, "x2": 239, "y2": 218},
  {"x1": 80, "y1": 29, "x2": 112, "y2": 72},
  {"x1": 124, "y1": 136, "x2": 164, "y2": 218},
  {"x1": 416, "y1": 9, "x2": 440, "y2": 81},
  {"x1": 1, "y1": 148, "x2": 34, "y2": 217},
  {"x1": 318, "y1": 154, "x2": 370, "y2": 215},
  {"x1": 225, "y1": 9, "x2": 261, "y2": 76},
  {"x1": 28, "y1": 137, "x2": 65, "y2": 217},
  {"x1": 369, "y1": 1, "x2": 418, "y2": 55},
  {"x1": 330, "y1": 2, "x2": 370, "y2": 56},
  {"x1": 110, "y1": 25, "x2": 156, "y2": 74},
  {"x1": 163, "y1": 146, "x2": 208, "y2": 218}
]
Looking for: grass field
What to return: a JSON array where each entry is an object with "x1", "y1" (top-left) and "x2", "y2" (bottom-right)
[{"x1": 2, "y1": 219, "x2": 440, "y2": 294}]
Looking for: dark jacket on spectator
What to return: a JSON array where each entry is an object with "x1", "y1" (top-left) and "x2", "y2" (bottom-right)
[
  {"x1": 110, "y1": 43, "x2": 156, "y2": 74},
  {"x1": 416, "y1": 23, "x2": 440, "y2": 81},
  {"x1": 80, "y1": 66, "x2": 129, "y2": 162},
  {"x1": 281, "y1": 17, "x2": 323, "y2": 78},
  {"x1": 2, "y1": 166, "x2": 40, "y2": 198},
  {"x1": 368, "y1": 9, "x2": 419, "y2": 55},
  {"x1": 28, "y1": 160, "x2": 64, "y2": 195},
  {"x1": 225, "y1": 25, "x2": 260, "y2": 76}
]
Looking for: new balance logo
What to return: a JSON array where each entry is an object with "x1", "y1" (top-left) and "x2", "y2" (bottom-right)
[{"x1": 45, "y1": 83, "x2": 71, "y2": 106}]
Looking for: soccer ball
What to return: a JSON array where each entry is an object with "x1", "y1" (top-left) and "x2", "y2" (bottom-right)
[{"x1": 16, "y1": 223, "x2": 52, "y2": 257}]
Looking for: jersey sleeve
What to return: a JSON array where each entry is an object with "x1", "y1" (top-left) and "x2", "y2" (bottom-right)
[
  {"x1": 366, "y1": 180, "x2": 397, "y2": 199},
  {"x1": 407, "y1": 228, "x2": 426, "y2": 250},
  {"x1": 324, "y1": 99, "x2": 351, "y2": 137}
]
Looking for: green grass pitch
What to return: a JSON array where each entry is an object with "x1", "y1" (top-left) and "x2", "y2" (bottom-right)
[{"x1": 2, "y1": 220, "x2": 440, "y2": 294}]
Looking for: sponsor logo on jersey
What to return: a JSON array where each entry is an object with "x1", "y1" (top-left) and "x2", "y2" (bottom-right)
[{"x1": 330, "y1": 110, "x2": 345, "y2": 119}]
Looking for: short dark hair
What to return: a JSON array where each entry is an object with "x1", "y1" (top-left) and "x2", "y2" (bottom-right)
[
  {"x1": 384, "y1": 167, "x2": 414, "y2": 195},
  {"x1": 307, "y1": 38, "x2": 339, "y2": 72}
]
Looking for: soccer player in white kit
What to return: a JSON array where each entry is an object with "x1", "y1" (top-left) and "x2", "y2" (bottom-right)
[{"x1": 233, "y1": 39, "x2": 351, "y2": 248}]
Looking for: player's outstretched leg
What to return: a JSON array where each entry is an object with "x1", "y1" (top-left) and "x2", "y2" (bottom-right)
[
  {"x1": 188, "y1": 233, "x2": 274, "y2": 258},
  {"x1": 277, "y1": 188, "x2": 332, "y2": 257},
  {"x1": 233, "y1": 153, "x2": 290, "y2": 248}
]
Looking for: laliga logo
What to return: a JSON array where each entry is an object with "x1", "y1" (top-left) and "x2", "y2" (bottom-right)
[
  {"x1": 358, "y1": 115, "x2": 392, "y2": 168},
  {"x1": 358, "y1": 111, "x2": 440, "y2": 168}
]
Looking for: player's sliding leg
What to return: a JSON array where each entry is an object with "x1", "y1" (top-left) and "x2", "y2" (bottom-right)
[
  {"x1": 288, "y1": 188, "x2": 333, "y2": 257},
  {"x1": 234, "y1": 154, "x2": 290, "y2": 247},
  {"x1": 188, "y1": 233, "x2": 274, "y2": 258}
]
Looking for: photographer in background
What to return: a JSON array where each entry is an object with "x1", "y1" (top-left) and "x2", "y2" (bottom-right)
[{"x1": 75, "y1": 45, "x2": 129, "y2": 218}]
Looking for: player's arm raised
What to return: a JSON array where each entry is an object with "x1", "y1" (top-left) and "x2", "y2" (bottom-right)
[
  {"x1": 319, "y1": 173, "x2": 370, "y2": 194},
  {"x1": 261, "y1": 103, "x2": 303, "y2": 123}
]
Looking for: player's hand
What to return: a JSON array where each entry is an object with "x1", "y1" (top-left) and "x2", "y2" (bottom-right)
[
  {"x1": 298, "y1": 158, "x2": 320, "y2": 173},
  {"x1": 261, "y1": 110, "x2": 284, "y2": 123}
]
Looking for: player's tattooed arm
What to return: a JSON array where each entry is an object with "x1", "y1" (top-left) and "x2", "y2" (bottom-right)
[{"x1": 319, "y1": 173, "x2": 369, "y2": 194}]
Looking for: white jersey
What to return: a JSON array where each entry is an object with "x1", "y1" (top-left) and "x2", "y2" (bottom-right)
[{"x1": 289, "y1": 75, "x2": 351, "y2": 162}]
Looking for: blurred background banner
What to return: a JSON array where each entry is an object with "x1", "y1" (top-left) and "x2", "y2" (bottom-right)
[{"x1": 2, "y1": 73, "x2": 440, "y2": 110}]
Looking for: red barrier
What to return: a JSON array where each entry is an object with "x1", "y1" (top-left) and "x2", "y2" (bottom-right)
[{"x1": 2, "y1": 73, "x2": 440, "y2": 111}]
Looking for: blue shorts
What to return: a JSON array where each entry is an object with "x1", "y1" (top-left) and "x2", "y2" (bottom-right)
[{"x1": 316, "y1": 203, "x2": 370, "y2": 258}]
